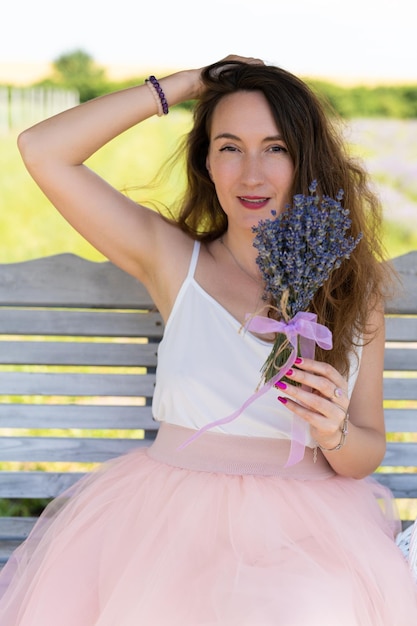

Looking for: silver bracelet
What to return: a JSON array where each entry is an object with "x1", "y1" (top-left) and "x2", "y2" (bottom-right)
[{"x1": 317, "y1": 413, "x2": 349, "y2": 452}]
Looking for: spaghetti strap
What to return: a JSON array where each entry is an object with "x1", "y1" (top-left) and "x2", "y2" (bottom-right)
[
  {"x1": 160, "y1": 241, "x2": 201, "y2": 332},
  {"x1": 187, "y1": 240, "x2": 200, "y2": 279}
]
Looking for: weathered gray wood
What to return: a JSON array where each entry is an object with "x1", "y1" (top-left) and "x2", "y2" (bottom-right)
[
  {"x1": 374, "y1": 473, "x2": 417, "y2": 498},
  {"x1": 384, "y1": 348, "x2": 417, "y2": 371},
  {"x1": 0, "y1": 341, "x2": 159, "y2": 367},
  {"x1": 383, "y1": 379, "x2": 417, "y2": 401},
  {"x1": 0, "y1": 436, "x2": 145, "y2": 463},
  {"x1": 381, "y1": 442, "x2": 417, "y2": 467},
  {"x1": 385, "y1": 317, "x2": 417, "y2": 342},
  {"x1": 0, "y1": 518, "x2": 37, "y2": 564},
  {"x1": 386, "y1": 251, "x2": 417, "y2": 314},
  {"x1": 0, "y1": 404, "x2": 156, "y2": 430},
  {"x1": 386, "y1": 316, "x2": 417, "y2": 340},
  {"x1": 0, "y1": 541, "x2": 28, "y2": 563},
  {"x1": 384, "y1": 409, "x2": 417, "y2": 432},
  {"x1": 0, "y1": 309, "x2": 163, "y2": 338},
  {"x1": 0, "y1": 517, "x2": 37, "y2": 538},
  {"x1": 0, "y1": 372, "x2": 156, "y2": 396},
  {"x1": 5, "y1": 374, "x2": 415, "y2": 402},
  {"x1": 0, "y1": 254, "x2": 154, "y2": 308},
  {"x1": 0, "y1": 472, "x2": 84, "y2": 498}
]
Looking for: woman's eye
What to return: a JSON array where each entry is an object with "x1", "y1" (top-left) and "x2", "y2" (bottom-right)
[
  {"x1": 269, "y1": 145, "x2": 287, "y2": 153},
  {"x1": 219, "y1": 145, "x2": 238, "y2": 152}
]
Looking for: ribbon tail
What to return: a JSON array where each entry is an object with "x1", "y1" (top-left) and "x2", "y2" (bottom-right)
[
  {"x1": 283, "y1": 329, "x2": 317, "y2": 466},
  {"x1": 177, "y1": 348, "x2": 298, "y2": 451},
  {"x1": 282, "y1": 341, "x2": 308, "y2": 467},
  {"x1": 177, "y1": 382, "x2": 272, "y2": 450},
  {"x1": 298, "y1": 334, "x2": 316, "y2": 360},
  {"x1": 284, "y1": 418, "x2": 307, "y2": 467}
]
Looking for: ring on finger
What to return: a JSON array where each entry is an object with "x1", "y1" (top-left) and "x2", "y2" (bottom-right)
[{"x1": 330, "y1": 387, "x2": 348, "y2": 415}]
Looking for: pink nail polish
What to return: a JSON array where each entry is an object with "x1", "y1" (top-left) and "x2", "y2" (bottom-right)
[
  {"x1": 285, "y1": 369, "x2": 293, "y2": 376},
  {"x1": 295, "y1": 357, "x2": 303, "y2": 364},
  {"x1": 277, "y1": 396, "x2": 288, "y2": 404},
  {"x1": 275, "y1": 380, "x2": 287, "y2": 390}
]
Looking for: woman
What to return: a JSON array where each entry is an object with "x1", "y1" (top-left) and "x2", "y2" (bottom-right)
[{"x1": 1, "y1": 56, "x2": 416, "y2": 624}]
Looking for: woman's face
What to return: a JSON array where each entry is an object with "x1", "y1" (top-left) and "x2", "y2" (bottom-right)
[{"x1": 206, "y1": 90, "x2": 294, "y2": 235}]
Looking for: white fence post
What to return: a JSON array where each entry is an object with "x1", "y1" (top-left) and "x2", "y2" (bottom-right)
[
  {"x1": 0, "y1": 87, "x2": 10, "y2": 133},
  {"x1": 0, "y1": 87, "x2": 79, "y2": 133}
]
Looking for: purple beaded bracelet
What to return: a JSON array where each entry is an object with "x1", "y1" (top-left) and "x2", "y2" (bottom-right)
[{"x1": 145, "y1": 75, "x2": 169, "y2": 116}]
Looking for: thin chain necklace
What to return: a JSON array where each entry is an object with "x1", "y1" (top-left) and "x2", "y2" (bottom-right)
[
  {"x1": 220, "y1": 237, "x2": 262, "y2": 285},
  {"x1": 219, "y1": 237, "x2": 271, "y2": 323}
]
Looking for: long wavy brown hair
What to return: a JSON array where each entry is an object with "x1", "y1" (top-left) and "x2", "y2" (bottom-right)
[{"x1": 171, "y1": 60, "x2": 392, "y2": 375}]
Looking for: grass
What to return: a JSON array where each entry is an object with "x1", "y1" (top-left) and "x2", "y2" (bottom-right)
[
  {"x1": 382, "y1": 221, "x2": 417, "y2": 258},
  {"x1": 0, "y1": 109, "x2": 192, "y2": 263}
]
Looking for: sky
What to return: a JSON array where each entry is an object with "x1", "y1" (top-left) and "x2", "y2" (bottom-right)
[{"x1": 1, "y1": 0, "x2": 416, "y2": 83}]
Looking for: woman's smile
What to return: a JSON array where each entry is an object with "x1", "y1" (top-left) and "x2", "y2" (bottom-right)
[{"x1": 238, "y1": 195, "x2": 270, "y2": 209}]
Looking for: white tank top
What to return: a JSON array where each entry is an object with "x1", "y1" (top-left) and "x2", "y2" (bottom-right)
[{"x1": 152, "y1": 242, "x2": 360, "y2": 445}]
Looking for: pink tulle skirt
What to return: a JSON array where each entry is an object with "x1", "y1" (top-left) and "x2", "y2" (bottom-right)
[{"x1": 0, "y1": 423, "x2": 416, "y2": 625}]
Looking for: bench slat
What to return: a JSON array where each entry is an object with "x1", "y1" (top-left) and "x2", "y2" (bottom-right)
[
  {"x1": 0, "y1": 404, "x2": 156, "y2": 429},
  {"x1": 0, "y1": 517, "x2": 35, "y2": 563},
  {"x1": 384, "y1": 409, "x2": 417, "y2": 432},
  {"x1": 386, "y1": 251, "x2": 417, "y2": 315},
  {"x1": 374, "y1": 473, "x2": 417, "y2": 499},
  {"x1": 381, "y1": 442, "x2": 417, "y2": 466},
  {"x1": 384, "y1": 348, "x2": 417, "y2": 370},
  {"x1": 0, "y1": 472, "x2": 84, "y2": 498},
  {"x1": 0, "y1": 254, "x2": 153, "y2": 308},
  {"x1": 0, "y1": 372, "x2": 156, "y2": 396},
  {"x1": 383, "y1": 378, "x2": 417, "y2": 400},
  {"x1": 0, "y1": 373, "x2": 414, "y2": 399},
  {"x1": 0, "y1": 341, "x2": 158, "y2": 367},
  {"x1": 385, "y1": 317, "x2": 417, "y2": 342},
  {"x1": 0, "y1": 541, "x2": 28, "y2": 563},
  {"x1": 0, "y1": 309, "x2": 163, "y2": 338},
  {"x1": 0, "y1": 436, "x2": 146, "y2": 463},
  {"x1": 0, "y1": 517, "x2": 38, "y2": 538}
]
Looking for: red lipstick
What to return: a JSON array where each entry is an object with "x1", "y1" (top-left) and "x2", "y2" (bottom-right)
[{"x1": 238, "y1": 196, "x2": 269, "y2": 210}]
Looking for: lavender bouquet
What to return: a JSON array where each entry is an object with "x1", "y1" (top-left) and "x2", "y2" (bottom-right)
[{"x1": 249, "y1": 180, "x2": 362, "y2": 384}]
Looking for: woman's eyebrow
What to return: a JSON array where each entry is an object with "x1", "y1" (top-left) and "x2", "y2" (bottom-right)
[
  {"x1": 213, "y1": 132, "x2": 284, "y2": 141},
  {"x1": 212, "y1": 132, "x2": 240, "y2": 141}
]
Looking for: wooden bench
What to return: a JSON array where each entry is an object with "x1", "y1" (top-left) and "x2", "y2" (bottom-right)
[{"x1": 0, "y1": 251, "x2": 416, "y2": 568}]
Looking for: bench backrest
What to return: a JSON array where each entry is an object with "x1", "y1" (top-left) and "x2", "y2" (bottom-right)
[
  {"x1": 0, "y1": 251, "x2": 416, "y2": 565},
  {"x1": 0, "y1": 254, "x2": 162, "y2": 565},
  {"x1": 378, "y1": 251, "x2": 417, "y2": 508}
]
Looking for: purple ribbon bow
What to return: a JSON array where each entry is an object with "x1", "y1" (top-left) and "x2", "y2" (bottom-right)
[{"x1": 178, "y1": 311, "x2": 333, "y2": 467}]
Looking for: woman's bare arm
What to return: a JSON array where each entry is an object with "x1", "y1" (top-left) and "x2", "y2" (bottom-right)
[{"x1": 17, "y1": 69, "x2": 202, "y2": 286}]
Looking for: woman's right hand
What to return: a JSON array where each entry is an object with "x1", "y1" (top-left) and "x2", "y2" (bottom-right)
[
  {"x1": 211, "y1": 54, "x2": 265, "y2": 66},
  {"x1": 193, "y1": 54, "x2": 265, "y2": 98}
]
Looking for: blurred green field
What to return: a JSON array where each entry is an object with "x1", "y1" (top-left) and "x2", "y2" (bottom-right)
[
  {"x1": 1, "y1": 112, "x2": 416, "y2": 263},
  {"x1": 0, "y1": 109, "x2": 192, "y2": 263}
]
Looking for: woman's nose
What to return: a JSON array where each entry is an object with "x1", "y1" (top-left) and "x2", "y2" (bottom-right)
[{"x1": 241, "y1": 155, "x2": 264, "y2": 185}]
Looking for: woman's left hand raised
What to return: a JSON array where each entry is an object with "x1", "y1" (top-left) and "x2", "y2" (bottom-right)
[{"x1": 275, "y1": 357, "x2": 349, "y2": 450}]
